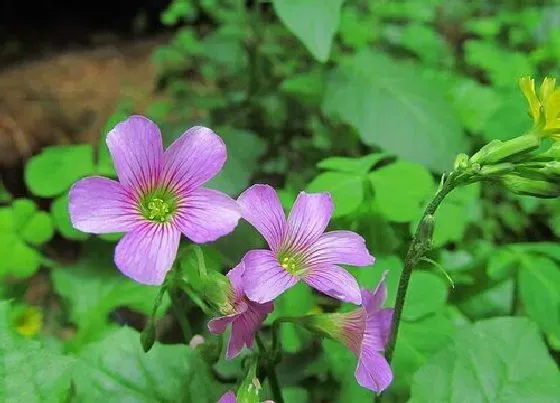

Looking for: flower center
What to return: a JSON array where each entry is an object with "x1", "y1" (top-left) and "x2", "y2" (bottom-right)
[
  {"x1": 277, "y1": 251, "x2": 306, "y2": 275},
  {"x1": 139, "y1": 190, "x2": 177, "y2": 223}
]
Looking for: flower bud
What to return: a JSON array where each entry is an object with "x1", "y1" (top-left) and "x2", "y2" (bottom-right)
[
  {"x1": 472, "y1": 135, "x2": 540, "y2": 165},
  {"x1": 478, "y1": 163, "x2": 515, "y2": 177},
  {"x1": 453, "y1": 153, "x2": 469, "y2": 170},
  {"x1": 501, "y1": 174, "x2": 560, "y2": 198},
  {"x1": 237, "y1": 357, "x2": 260, "y2": 403},
  {"x1": 199, "y1": 271, "x2": 236, "y2": 315}
]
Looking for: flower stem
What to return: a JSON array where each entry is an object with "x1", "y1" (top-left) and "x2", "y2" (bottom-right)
[
  {"x1": 384, "y1": 172, "x2": 457, "y2": 365},
  {"x1": 169, "y1": 289, "x2": 192, "y2": 343},
  {"x1": 256, "y1": 333, "x2": 285, "y2": 403}
]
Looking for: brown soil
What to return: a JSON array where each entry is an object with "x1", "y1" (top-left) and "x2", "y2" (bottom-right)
[{"x1": 0, "y1": 37, "x2": 167, "y2": 167}]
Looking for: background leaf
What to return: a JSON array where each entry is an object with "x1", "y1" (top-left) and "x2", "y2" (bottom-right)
[{"x1": 323, "y1": 51, "x2": 466, "y2": 171}]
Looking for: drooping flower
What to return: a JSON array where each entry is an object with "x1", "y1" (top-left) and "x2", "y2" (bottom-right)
[
  {"x1": 519, "y1": 76, "x2": 560, "y2": 137},
  {"x1": 69, "y1": 116, "x2": 240, "y2": 285},
  {"x1": 208, "y1": 260, "x2": 274, "y2": 359},
  {"x1": 299, "y1": 275, "x2": 393, "y2": 392},
  {"x1": 237, "y1": 184, "x2": 374, "y2": 305}
]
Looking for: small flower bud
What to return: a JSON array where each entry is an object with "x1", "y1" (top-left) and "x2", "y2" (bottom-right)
[
  {"x1": 473, "y1": 135, "x2": 540, "y2": 165},
  {"x1": 453, "y1": 153, "x2": 469, "y2": 170},
  {"x1": 470, "y1": 140, "x2": 502, "y2": 164},
  {"x1": 501, "y1": 174, "x2": 560, "y2": 198},
  {"x1": 478, "y1": 163, "x2": 515, "y2": 177},
  {"x1": 237, "y1": 357, "x2": 260, "y2": 403},
  {"x1": 418, "y1": 214, "x2": 435, "y2": 245}
]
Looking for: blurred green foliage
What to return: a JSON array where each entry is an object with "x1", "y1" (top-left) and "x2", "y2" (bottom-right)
[{"x1": 2, "y1": 0, "x2": 560, "y2": 402}]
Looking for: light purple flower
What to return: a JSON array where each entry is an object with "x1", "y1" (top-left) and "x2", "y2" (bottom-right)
[
  {"x1": 237, "y1": 184, "x2": 374, "y2": 305},
  {"x1": 217, "y1": 391, "x2": 275, "y2": 403},
  {"x1": 69, "y1": 116, "x2": 240, "y2": 285},
  {"x1": 208, "y1": 260, "x2": 274, "y2": 359},
  {"x1": 339, "y1": 276, "x2": 393, "y2": 392}
]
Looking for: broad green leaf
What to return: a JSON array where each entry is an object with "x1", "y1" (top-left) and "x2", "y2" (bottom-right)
[
  {"x1": 73, "y1": 327, "x2": 222, "y2": 403},
  {"x1": 0, "y1": 301, "x2": 74, "y2": 402},
  {"x1": 281, "y1": 70, "x2": 325, "y2": 105},
  {"x1": 392, "y1": 313, "x2": 456, "y2": 391},
  {"x1": 357, "y1": 210, "x2": 401, "y2": 255},
  {"x1": 282, "y1": 387, "x2": 310, "y2": 403},
  {"x1": 273, "y1": 0, "x2": 345, "y2": 62},
  {"x1": 403, "y1": 272, "x2": 448, "y2": 320},
  {"x1": 0, "y1": 233, "x2": 41, "y2": 278},
  {"x1": 317, "y1": 153, "x2": 387, "y2": 175},
  {"x1": 464, "y1": 40, "x2": 533, "y2": 89},
  {"x1": 370, "y1": 161, "x2": 435, "y2": 222},
  {"x1": 307, "y1": 172, "x2": 363, "y2": 218},
  {"x1": 459, "y1": 279, "x2": 513, "y2": 319},
  {"x1": 12, "y1": 199, "x2": 54, "y2": 245},
  {"x1": 400, "y1": 23, "x2": 451, "y2": 66},
  {"x1": 51, "y1": 193, "x2": 89, "y2": 240},
  {"x1": 481, "y1": 93, "x2": 530, "y2": 142},
  {"x1": 25, "y1": 145, "x2": 94, "y2": 197},
  {"x1": 207, "y1": 128, "x2": 266, "y2": 195},
  {"x1": 51, "y1": 241, "x2": 169, "y2": 349},
  {"x1": 487, "y1": 248, "x2": 519, "y2": 280},
  {"x1": 451, "y1": 78, "x2": 502, "y2": 134},
  {"x1": 339, "y1": 6, "x2": 378, "y2": 49},
  {"x1": 323, "y1": 51, "x2": 466, "y2": 171},
  {"x1": 409, "y1": 317, "x2": 560, "y2": 403},
  {"x1": 519, "y1": 256, "x2": 560, "y2": 340}
]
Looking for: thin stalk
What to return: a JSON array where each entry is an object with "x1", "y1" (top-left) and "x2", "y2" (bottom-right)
[
  {"x1": 384, "y1": 173, "x2": 457, "y2": 364},
  {"x1": 170, "y1": 290, "x2": 192, "y2": 344},
  {"x1": 256, "y1": 333, "x2": 285, "y2": 403}
]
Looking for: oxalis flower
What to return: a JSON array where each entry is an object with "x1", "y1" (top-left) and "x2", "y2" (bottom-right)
[
  {"x1": 300, "y1": 275, "x2": 393, "y2": 392},
  {"x1": 208, "y1": 260, "x2": 273, "y2": 359},
  {"x1": 69, "y1": 116, "x2": 240, "y2": 285},
  {"x1": 237, "y1": 184, "x2": 375, "y2": 305}
]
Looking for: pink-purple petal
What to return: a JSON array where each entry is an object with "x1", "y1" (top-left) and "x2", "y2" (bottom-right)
[
  {"x1": 226, "y1": 261, "x2": 246, "y2": 297},
  {"x1": 208, "y1": 311, "x2": 242, "y2": 335},
  {"x1": 243, "y1": 250, "x2": 298, "y2": 303},
  {"x1": 174, "y1": 188, "x2": 240, "y2": 243},
  {"x1": 305, "y1": 230, "x2": 375, "y2": 268},
  {"x1": 217, "y1": 391, "x2": 237, "y2": 403},
  {"x1": 284, "y1": 192, "x2": 333, "y2": 251},
  {"x1": 303, "y1": 264, "x2": 362, "y2": 305},
  {"x1": 114, "y1": 223, "x2": 180, "y2": 285},
  {"x1": 69, "y1": 176, "x2": 140, "y2": 234},
  {"x1": 226, "y1": 302, "x2": 272, "y2": 359},
  {"x1": 237, "y1": 184, "x2": 287, "y2": 251},
  {"x1": 355, "y1": 345, "x2": 393, "y2": 393},
  {"x1": 106, "y1": 115, "x2": 164, "y2": 193},
  {"x1": 362, "y1": 273, "x2": 388, "y2": 315},
  {"x1": 162, "y1": 126, "x2": 227, "y2": 194}
]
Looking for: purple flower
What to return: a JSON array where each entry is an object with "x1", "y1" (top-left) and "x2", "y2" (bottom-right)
[
  {"x1": 300, "y1": 275, "x2": 393, "y2": 392},
  {"x1": 217, "y1": 391, "x2": 274, "y2": 403},
  {"x1": 237, "y1": 184, "x2": 374, "y2": 305},
  {"x1": 208, "y1": 260, "x2": 273, "y2": 359},
  {"x1": 69, "y1": 116, "x2": 240, "y2": 285}
]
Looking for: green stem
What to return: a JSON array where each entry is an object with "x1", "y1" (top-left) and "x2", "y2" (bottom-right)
[
  {"x1": 384, "y1": 173, "x2": 457, "y2": 364},
  {"x1": 256, "y1": 333, "x2": 285, "y2": 403}
]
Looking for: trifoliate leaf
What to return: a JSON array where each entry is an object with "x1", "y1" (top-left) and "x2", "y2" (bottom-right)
[{"x1": 307, "y1": 172, "x2": 363, "y2": 218}]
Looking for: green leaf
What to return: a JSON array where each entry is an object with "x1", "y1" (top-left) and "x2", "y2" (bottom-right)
[
  {"x1": 351, "y1": 255, "x2": 402, "y2": 305},
  {"x1": 51, "y1": 241, "x2": 169, "y2": 349},
  {"x1": 0, "y1": 180, "x2": 11, "y2": 203},
  {"x1": 0, "y1": 233, "x2": 42, "y2": 278},
  {"x1": 11, "y1": 199, "x2": 54, "y2": 245},
  {"x1": 317, "y1": 153, "x2": 387, "y2": 175},
  {"x1": 73, "y1": 327, "x2": 222, "y2": 402},
  {"x1": 400, "y1": 23, "x2": 451, "y2": 66},
  {"x1": 392, "y1": 313, "x2": 456, "y2": 391},
  {"x1": 51, "y1": 193, "x2": 89, "y2": 240},
  {"x1": 273, "y1": 0, "x2": 345, "y2": 62},
  {"x1": 519, "y1": 256, "x2": 560, "y2": 340},
  {"x1": 323, "y1": 51, "x2": 466, "y2": 171},
  {"x1": 481, "y1": 92, "x2": 531, "y2": 142},
  {"x1": 369, "y1": 161, "x2": 435, "y2": 222},
  {"x1": 403, "y1": 272, "x2": 448, "y2": 320},
  {"x1": 207, "y1": 128, "x2": 266, "y2": 195},
  {"x1": 0, "y1": 301, "x2": 74, "y2": 402},
  {"x1": 487, "y1": 248, "x2": 519, "y2": 280},
  {"x1": 307, "y1": 172, "x2": 363, "y2": 218},
  {"x1": 25, "y1": 145, "x2": 94, "y2": 197},
  {"x1": 459, "y1": 279, "x2": 514, "y2": 319},
  {"x1": 97, "y1": 110, "x2": 130, "y2": 176},
  {"x1": 281, "y1": 70, "x2": 325, "y2": 105},
  {"x1": 409, "y1": 317, "x2": 560, "y2": 403}
]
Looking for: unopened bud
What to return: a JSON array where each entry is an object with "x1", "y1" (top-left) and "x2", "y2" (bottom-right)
[
  {"x1": 470, "y1": 140, "x2": 502, "y2": 164},
  {"x1": 478, "y1": 163, "x2": 515, "y2": 177},
  {"x1": 453, "y1": 153, "x2": 469, "y2": 170},
  {"x1": 237, "y1": 357, "x2": 260, "y2": 403},
  {"x1": 473, "y1": 135, "x2": 540, "y2": 165},
  {"x1": 418, "y1": 214, "x2": 435, "y2": 245},
  {"x1": 501, "y1": 174, "x2": 560, "y2": 198}
]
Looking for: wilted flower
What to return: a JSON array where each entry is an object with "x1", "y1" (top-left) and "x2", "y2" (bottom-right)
[
  {"x1": 69, "y1": 116, "x2": 240, "y2": 285},
  {"x1": 300, "y1": 276, "x2": 393, "y2": 392},
  {"x1": 519, "y1": 76, "x2": 560, "y2": 137},
  {"x1": 208, "y1": 261, "x2": 273, "y2": 359},
  {"x1": 237, "y1": 184, "x2": 374, "y2": 304}
]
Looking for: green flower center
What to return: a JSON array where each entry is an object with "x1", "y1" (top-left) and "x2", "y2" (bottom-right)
[
  {"x1": 277, "y1": 250, "x2": 306, "y2": 275},
  {"x1": 139, "y1": 189, "x2": 177, "y2": 223}
]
